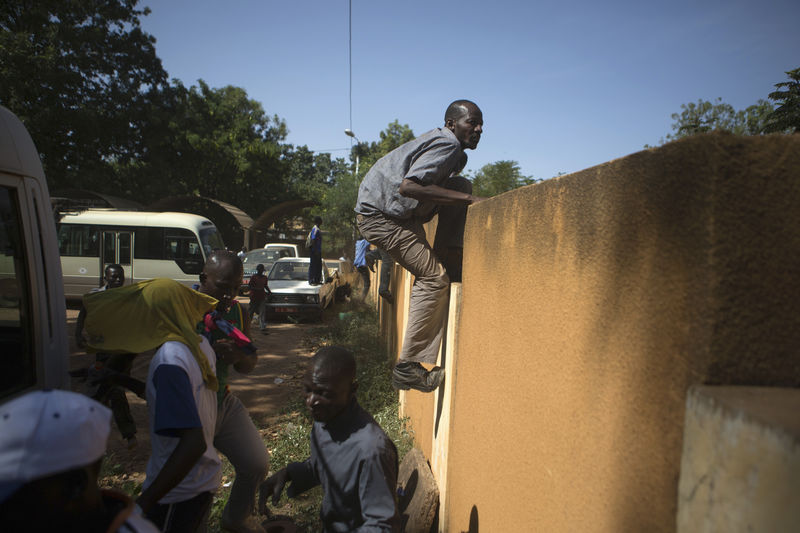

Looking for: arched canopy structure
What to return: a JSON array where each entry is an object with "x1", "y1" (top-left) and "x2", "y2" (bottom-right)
[
  {"x1": 148, "y1": 195, "x2": 254, "y2": 230},
  {"x1": 51, "y1": 189, "x2": 145, "y2": 210},
  {"x1": 251, "y1": 199, "x2": 318, "y2": 232}
]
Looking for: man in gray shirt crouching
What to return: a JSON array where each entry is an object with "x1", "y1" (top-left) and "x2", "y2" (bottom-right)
[
  {"x1": 259, "y1": 347, "x2": 400, "y2": 531},
  {"x1": 354, "y1": 100, "x2": 486, "y2": 392}
]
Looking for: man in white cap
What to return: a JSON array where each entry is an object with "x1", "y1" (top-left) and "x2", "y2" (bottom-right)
[{"x1": 0, "y1": 389, "x2": 159, "y2": 532}]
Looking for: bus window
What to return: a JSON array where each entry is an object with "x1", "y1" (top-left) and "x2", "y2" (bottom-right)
[
  {"x1": 101, "y1": 231, "x2": 132, "y2": 267},
  {"x1": 0, "y1": 186, "x2": 35, "y2": 399},
  {"x1": 57, "y1": 224, "x2": 100, "y2": 257},
  {"x1": 102, "y1": 231, "x2": 116, "y2": 266},
  {"x1": 133, "y1": 227, "x2": 164, "y2": 260},
  {"x1": 118, "y1": 232, "x2": 131, "y2": 265},
  {"x1": 165, "y1": 228, "x2": 204, "y2": 274},
  {"x1": 200, "y1": 227, "x2": 225, "y2": 255}
]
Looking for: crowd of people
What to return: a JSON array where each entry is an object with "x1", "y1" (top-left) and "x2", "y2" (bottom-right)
[{"x1": 0, "y1": 99, "x2": 484, "y2": 532}]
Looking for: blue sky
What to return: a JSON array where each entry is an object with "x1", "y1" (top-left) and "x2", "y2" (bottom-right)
[{"x1": 139, "y1": 0, "x2": 799, "y2": 180}]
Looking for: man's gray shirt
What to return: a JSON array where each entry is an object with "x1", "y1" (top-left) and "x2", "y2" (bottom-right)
[
  {"x1": 286, "y1": 399, "x2": 400, "y2": 532},
  {"x1": 355, "y1": 127, "x2": 467, "y2": 220}
]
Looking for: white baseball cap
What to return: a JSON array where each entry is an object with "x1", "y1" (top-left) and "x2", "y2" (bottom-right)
[{"x1": 0, "y1": 389, "x2": 111, "y2": 503}]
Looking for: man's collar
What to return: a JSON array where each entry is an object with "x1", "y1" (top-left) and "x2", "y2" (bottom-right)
[{"x1": 321, "y1": 397, "x2": 360, "y2": 432}]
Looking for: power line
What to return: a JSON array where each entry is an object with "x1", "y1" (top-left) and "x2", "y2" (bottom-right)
[{"x1": 348, "y1": 0, "x2": 353, "y2": 142}]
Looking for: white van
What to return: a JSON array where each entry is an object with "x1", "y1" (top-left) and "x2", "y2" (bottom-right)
[
  {"x1": 0, "y1": 106, "x2": 69, "y2": 401},
  {"x1": 57, "y1": 210, "x2": 226, "y2": 299}
]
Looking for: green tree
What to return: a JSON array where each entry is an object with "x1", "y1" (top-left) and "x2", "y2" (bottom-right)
[
  {"x1": 664, "y1": 98, "x2": 774, "y2": 142},
  {"x1": 762, "y1": 67, "x2": 800, "y2": 134},
  {"x1": 353, "y1": 120, "x2": 415, "y2": 179},
  {"x1": 471, "y1": 160, "x2": 539, "y2": 197},
  {"x1": 0, "y1": 0, "x2": 168, "y2": 191},
  {"x1": 318, "y1": 171, "x2": 361, "y2": 256},
  {"x1": 281, "y1": 145, "x2": 348, "y2": 203},
  {"x1": 116, "y1": 80, "x2": 288, "y2": 217},
  {"x1": 315, "y1": 120, "x2": 416, "y2": 256}
]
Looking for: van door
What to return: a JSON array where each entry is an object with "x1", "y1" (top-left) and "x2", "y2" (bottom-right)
[
  {"x1": 101, "y1": 230, "x2": 134, "y2": 284},
  {"x1": 0, "y1": 105, "x2": 69, "y2": 402},
  {"x1": 0, "y1": 175, "x2": 68, "y2": 400}
]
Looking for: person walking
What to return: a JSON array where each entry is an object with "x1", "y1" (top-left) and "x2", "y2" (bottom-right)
[
  {"x1": 248, "y1": 263, "x2": 272, "y2": 334},
  {"x1": 197, "y1": 251, "x2": 269, "y2": 533},
  {"x1": 82, "y1": 279, "x2": 222, "y2": 533},
  {"x1": 75, "y1": 263, "x2": 139, "y2": 448}
]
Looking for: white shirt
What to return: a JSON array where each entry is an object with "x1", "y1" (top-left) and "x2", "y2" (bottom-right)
[{"x1": 143, "y1": 338, "x2": 220, "y2": 503}]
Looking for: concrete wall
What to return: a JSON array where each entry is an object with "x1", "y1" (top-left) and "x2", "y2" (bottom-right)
[
  {"x1": 677, "y1": 386, "x2": 800, "y2": 532},
  {"x1": 382, "y1": 133, "x2": 800, "y2": 531}
]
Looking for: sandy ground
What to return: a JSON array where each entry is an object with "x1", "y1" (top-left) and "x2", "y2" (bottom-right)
[{"x1": 66, "y1": 298, "x2": 320, "y2": 483}]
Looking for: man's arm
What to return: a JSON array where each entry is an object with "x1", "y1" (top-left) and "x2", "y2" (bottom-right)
[
  {"x1": 239, "y1": 300, "x2": 252, "y2": 338},
  {"x1": 137, "y1": 427, "x2": 206, "y2": 513},
  {"x1": 215, "y1": 340, "x2": 257, "y2": 374},
  {"x1": 75, "y1": 305, "x2": 87, "y2": 348},
  {"x1": 258, "y1": 460, "x2": 318, "y2": 515},
  {"x1": 136, "y1": 364, "x2": 207, "y2": 513},
  {"x1": 235, "y1": 300, "x2": 253, "y2": 365},
  {"x1": 398, "y1": 178, "x2": 486, "y2": 205},
  {"x1": 355, "y1": 448, "x2": 400, "y2": 532}
]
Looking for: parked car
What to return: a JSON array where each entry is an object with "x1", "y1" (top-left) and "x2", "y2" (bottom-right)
[
  {"x1": 240, "y1": 248, "x2": 282, "y2": 295},
  {"x1": 324, "y1": 258, "x2": 354, "y2": 276},
  {"x1": 262, "y1": 242, "x2": 301, "y2": 257},
  {"x1": 263, "y1": 257, "x2": 336, "y2": 321}
]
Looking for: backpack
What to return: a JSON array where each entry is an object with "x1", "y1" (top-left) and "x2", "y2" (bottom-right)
[{"x1": 305, "y1": 228, "x2": 314, "y2": 249}]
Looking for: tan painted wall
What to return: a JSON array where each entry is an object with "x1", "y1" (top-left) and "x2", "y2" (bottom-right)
[{"x1": 384, "y1": 133, "x2": 800, "y2": 531}]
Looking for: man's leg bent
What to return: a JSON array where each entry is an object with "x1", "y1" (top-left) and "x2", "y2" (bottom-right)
[
  {"x1": 257, "y1": 299, "x2": 268, "y2": 332},
  {"x1": 214, "y1": 394, "x2": 269, "y2": 532},
  {"x1": 357, "y1": 214, "x2": 450, "y2": 365}
]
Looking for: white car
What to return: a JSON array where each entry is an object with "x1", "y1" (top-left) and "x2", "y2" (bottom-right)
[
  {"x1": 264, "y1": 257, "x2": 336, "y2": 321},
  {"x1": 262, "y1": 242, "x2": 301, "y2": 257},
  {"x1": 240, "y1": 248, "x2": 282, "y2": 295},
  {"x1": 324, "y1": 258, "x2": 354, "y2": 276}
]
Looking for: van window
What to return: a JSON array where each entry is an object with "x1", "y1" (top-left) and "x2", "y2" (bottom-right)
[{"x1": 0, "y1": 186, "x2": 35, "y2": 398}]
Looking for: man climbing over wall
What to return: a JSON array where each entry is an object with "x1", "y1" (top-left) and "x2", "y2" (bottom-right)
[{"x1": 354, "y1": 99, "x2": 486, "y2": 392}]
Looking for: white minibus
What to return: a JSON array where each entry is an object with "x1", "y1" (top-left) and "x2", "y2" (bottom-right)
[
  {"x1": 57, "y1": 210, "x2": 226, "y2": 299},
  {"x1": 0, "y1": 105, "x2": 69, "y2": 401}
]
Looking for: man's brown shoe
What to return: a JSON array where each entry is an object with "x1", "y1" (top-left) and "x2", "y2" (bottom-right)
[{"x1": 392, "y1": 362, "x2": 444, "y2": 392}]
